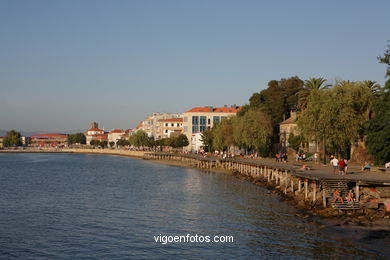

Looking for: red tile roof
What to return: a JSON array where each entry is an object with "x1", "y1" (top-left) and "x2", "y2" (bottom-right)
[
  {"x1": 159, "y1": 118, "x2": 183, "y2": 122},
  {"x1": 30, "y1": 133, "x2": 68, "y2": 139},
  {"x1": 109, "y1": 129, "x2": 123, "y2": 134},
  {"x1": 185, "y1": 107, "x2": 241, "y2": 113},
  {"x1": 88, "y1": 128, "x2": 104, "y2": 132}
]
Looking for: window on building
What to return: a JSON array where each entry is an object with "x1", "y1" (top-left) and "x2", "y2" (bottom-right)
[
  {"x1": 192, "y1": 116, "x2": 199, "y2": 125},
  {"x1": 192, "y1": 125, "x2": 199, "y2": 133},
  {"x1": 221, "y1": 116, "x2": 227, "y2": 121},
  {"x1": 200, "y1": 116, "x2": 206, "y2": 125},
  {"x1": 177, "y1": 123, "x2": 180, "y2": 127},
  {"x1": 213, "y1": 116, "x2": 220, "y2": 124},
  {"x1": 171, "y1": 123, "x2": 174, "y2": 127},
  {"x1": 165, "y1": 123, "x2": 168, "y2": 127},
  {"x1": 200, "y1": 125, "x2": 206, "y2": 132},
  {"x1": 165, "y1": 130, "x2": 168, "y2": 133},
  {"x1": 207, "y1": 118, "x2": 211, "y2": 124}
]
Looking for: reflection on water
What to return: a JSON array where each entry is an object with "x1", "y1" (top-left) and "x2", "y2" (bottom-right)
[{"x1": 0, "y1": 153, "x2": 385, "y2": 259}]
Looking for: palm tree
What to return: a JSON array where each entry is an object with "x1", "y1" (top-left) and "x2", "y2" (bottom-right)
[
  {"x1": 363, "y1": 80, "x2": 381, "y2": 97},
  {"x1": 297, "y1": 77, "x2": 330, "y2": 110}
]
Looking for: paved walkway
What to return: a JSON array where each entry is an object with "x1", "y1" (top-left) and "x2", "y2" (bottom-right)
[{"x1": 245, "y1": 157, "x2": 390, "y2": 185}]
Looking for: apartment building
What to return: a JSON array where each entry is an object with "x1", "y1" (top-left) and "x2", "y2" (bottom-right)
[
  {"x1": 140, "y1": 113, "x2": 182, "y2": 140},
  {"x1": 159, "y1": 118, "x2": 183, "y2": 139},
  {"x1": 182, "y1": 105, "x2": 240, "y2": 151}
]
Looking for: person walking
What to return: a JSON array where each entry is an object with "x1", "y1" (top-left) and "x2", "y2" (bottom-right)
[
  {"x1": 338, "y1": 158, "x2": 346, "y2": 175},
  {"x1": 330, "y1": 157, "x2": 339, "y2": 174},
  {"x1": 313, "y1": 152, "x2": 318, "y2": 164}
]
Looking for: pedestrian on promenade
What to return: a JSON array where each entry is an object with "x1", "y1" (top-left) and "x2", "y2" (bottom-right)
[
  {"x1": 275, "y1": 153, "x2": 280, "y2": 162},
  {"x1": 338, "y1": 158, "x2": 346, "y2": 175},
  {"x1": 385, "y1": 162, "x2": 390, "y2": 169},
  {"x1": 344, "y1": 159, "x2": 348, "y2": 174},
  {"x1": 283, "y1": 153, "x2": 288, "y2": 163},
  {"x1": 314, "y1": 152, "x2": 318, "y2": 164},
  {"x1": 330, "y1": 157, "x2": 339, "y2": 174}
]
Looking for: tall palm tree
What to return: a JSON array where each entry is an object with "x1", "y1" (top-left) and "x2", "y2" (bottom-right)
[
  {"x1": 297, "y1": 77, "x2": 330, "y2": 110},
  {"x1": 363, "y1": 80, "x2": 382, "y2": 97}
]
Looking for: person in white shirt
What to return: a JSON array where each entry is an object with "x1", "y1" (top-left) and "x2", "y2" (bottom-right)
[
  {"x1": 330, "y1": 157, "x2": 339, "y2": 174},
  {"x1": 385, "y1": 162, "x2": 390, "y2": 169}
]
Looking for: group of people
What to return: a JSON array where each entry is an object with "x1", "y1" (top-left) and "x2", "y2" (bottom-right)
[
  {"x1": 333, "y1": 188, "x2": 355, "y2": 204},
  {"x1": 330, "y1": 156, "x2": 348, "y2": 175},
  {"x1": 275, "y1": 153, "x2": 288, "y2": 163},
  {"x1": 295, "y1": 152, "x2": 306, "y2": 162}
]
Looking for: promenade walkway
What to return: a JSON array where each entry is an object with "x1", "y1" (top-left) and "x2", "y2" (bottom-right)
[{"x1": 230, "y1": 157, "x2": 390, "y2": 185}]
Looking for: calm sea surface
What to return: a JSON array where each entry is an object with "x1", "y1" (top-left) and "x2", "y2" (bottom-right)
[{"x1": 0, "y1": 153, "x2": 385, "y2": 259}]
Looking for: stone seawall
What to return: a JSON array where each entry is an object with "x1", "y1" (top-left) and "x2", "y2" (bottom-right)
[
  {"x1": 144, "y1": 153, "x2": 390, "y2": 218},
  {"x1": 0, "y1": 148, "x2": 147, "y2": 158}
]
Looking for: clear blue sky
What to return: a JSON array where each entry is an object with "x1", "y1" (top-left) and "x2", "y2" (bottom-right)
[{"x1": 0, "y1": 0, "x2": 389, "y2": 132}]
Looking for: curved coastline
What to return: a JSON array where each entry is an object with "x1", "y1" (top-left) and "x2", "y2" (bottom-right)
[
  {"x1": 2, "y1": 149, "x2": 390, "y2": 232},
  {"x1": 2, "y1": 148, "x2": 390, "y2": 257}
]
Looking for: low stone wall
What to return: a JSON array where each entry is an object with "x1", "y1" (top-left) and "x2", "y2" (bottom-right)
[
  {"x1": 144, "y1": 153, "x2": 390, "y2": 214},
  {"x1": 0, "y1": 148, "x2": 147, "y2": 158},
  {"x1": 67, "y1": 148, "x2": 147, "y2": 158}
]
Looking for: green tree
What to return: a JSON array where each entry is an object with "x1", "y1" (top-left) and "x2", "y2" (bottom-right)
[
  {"x1": 212, "y1": 118, "x2": 235, "y2": 151},
  {"x1": 129, "y1": 130, "x2": 151, "y2": 147},
  {"x1": 298, "y1": 82, "x2": 367, "y2": 159},
  {"x1": 90, "y1": 140, "x2": 100, "y2": 147},
  {"x1": 288, "y1": 133, "x2": 304, "y2": 152},
  {"x1": 240, "y1": 110, "x2": 273, "y2": 156},
  {"x1": 363, "y1": 80, "x2": 382, "y2": 98},
  {"x1": 3, "y1": 130, "x2": 22, "y2": 147},
  {"x1": 109, "y1": 141, "x2": 115, "y2": 148},
  {"x1": 67, "y1": 133, "x2": 86, "y2": 144},
  {"x1": 173, "y1": 134, "x2": 189, "y2": 148},
  {"x1": 117, "y1": 139, "x2": 129, "y2": 147},
  {"x1": 201, "y1": 128, "x2": 215, "y2": 152},
  {"x1": 100, "y1": 141, "x2": 108, "y2": 148},
  {"x1": 298, "y1": 77, "x2": 330, "y2": 110},
  {"x1": 378, "y1": 42, "x2": 390, "y2": 78},
  {"x1": 365, "y1": 83, "x2": 390, "y2": 164}
]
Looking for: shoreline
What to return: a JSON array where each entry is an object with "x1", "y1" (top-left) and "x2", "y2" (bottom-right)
[
  {"x1": 148, "y1": 158, "x2": 390, "y2": 230},
  {"x1": 2, "y1": 149, "x2": 390, "y2": 231}
]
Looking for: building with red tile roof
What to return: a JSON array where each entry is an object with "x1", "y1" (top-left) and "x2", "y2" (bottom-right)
[
  {"x1": 183, "y1": 105, "x2": 241, "y2": 151},
  {"x1": 30, "y1": 133, "x2": 68, "y2": 147},
  {"x1": 159, "y1": 118, "x2": 184, "y2": 138},
  {"x1": 86, "y1": 124, "x2": 105, "y2": 145}
]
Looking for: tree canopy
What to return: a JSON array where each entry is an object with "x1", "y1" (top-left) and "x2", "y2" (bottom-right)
[
  {"x1": 129, "y1": 130, "x2": 151, "y2": 147},
  {"x1": 3, "y1": 130, "x2": 22, "y2": 147},
  {"x1": 67, "y1": 133, "x2": 86, "y2": 144}
]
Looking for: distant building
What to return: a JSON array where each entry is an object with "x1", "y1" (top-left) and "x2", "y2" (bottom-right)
[
  {"x1": 140, "y1": 113, "x2": 182, "y2": 140},
  {"x1": 279, "y1": 111, "x2": 298, "y2": 150},
  {"x1": 108, "y1": 129, "x2": 125, "y2": 146},
  {"x1": 279, "y1": 111, "x2": 315, "y2": 153},
  {"x1": 86, "y1": 126, "x2": 105, "y2": 145},
  {"x1": 182, "y1": 105, "x2": 241, "y2": 152},
  {"x1": 159, "y1": 118, "x2": 183, "y2": 139},
  {"x1": 0, "y1": 136, "x2": 3, "y2": 148},
  {"x1": 29, "y1": 133, "x2": 68, "y2": 147}
]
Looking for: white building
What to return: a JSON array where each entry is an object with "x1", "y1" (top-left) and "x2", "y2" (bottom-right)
[
  {"x1": 182, "y1": 105, "x2": 241, "y2": 152},
  {"x1": 140, "y1": 113, "x2": 182, "y2": 140},
  {"x1": 108, "y1": 129, "x2": 125, "y2": 146}
]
